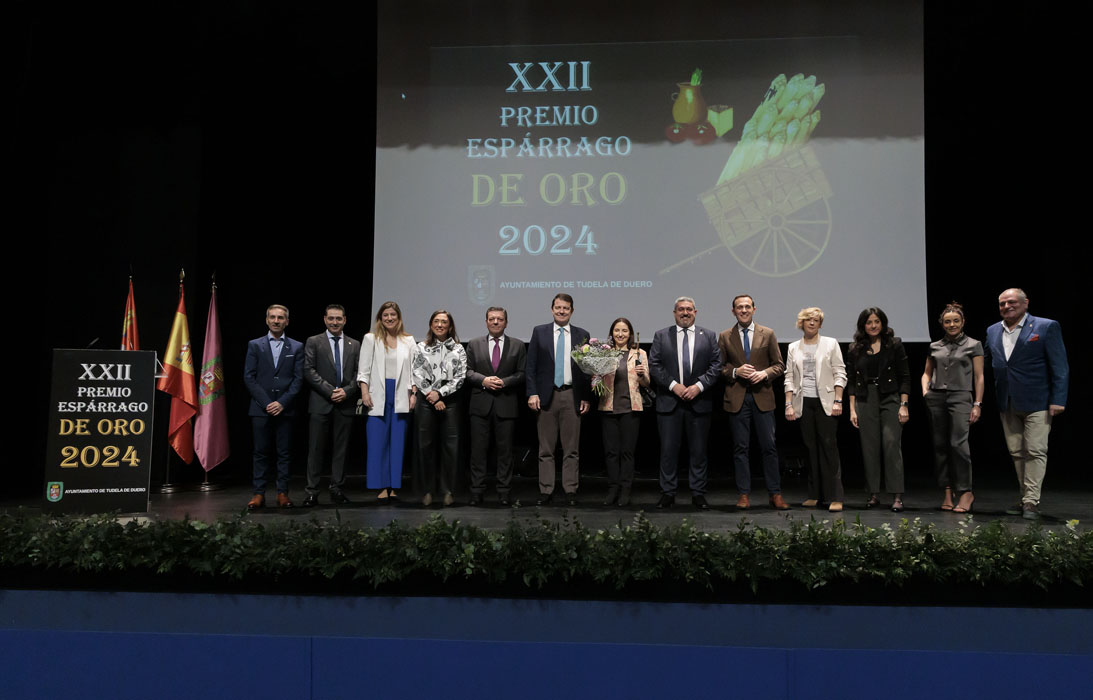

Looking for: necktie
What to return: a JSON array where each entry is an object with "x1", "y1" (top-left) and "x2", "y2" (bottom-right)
[
  {"x1": 681, "y1": 328, "x2": 691, "y2": 382},
  {"x1": 332, "y1": 335, "x2": 342, "y2": 383},
  {"x1": 555, "y1": 328, "x2": 566, "y2": 387},
  {"x1": 491, "y1": 337, "x2": 501, "y2": 372},
  {"x1": 742, "y1": 327, "x2": 751, "y2": 362}
]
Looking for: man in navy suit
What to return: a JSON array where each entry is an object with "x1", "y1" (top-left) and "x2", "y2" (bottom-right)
[
  {"x1": 648, "y1": 296, "x2": 722, "y2": 509},
  {"x1": 465, "y1": 306, "x2": 526, "y2": 506},
  {"x1": 986, "y1": 288, "x2": 1068, "y2": 520},
  {"x1": 526, "y1": 294, "x2": 590, "y2": 506},
  {"x1": 243, "y1": 304, "x2": 305, "y2": 509}
]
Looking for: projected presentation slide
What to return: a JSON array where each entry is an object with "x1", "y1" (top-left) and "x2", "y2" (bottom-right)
[{"x1": 374, "y1": 37, "x2": 925, "y2": 341}]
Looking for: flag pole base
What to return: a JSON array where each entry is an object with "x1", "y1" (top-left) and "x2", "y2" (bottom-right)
[
  {"x1": 158, "y1": 483, "x2": 183, "y2": 494},
  {"x1": 198, "y1": 481, "x2": 223, "y2": 492}
]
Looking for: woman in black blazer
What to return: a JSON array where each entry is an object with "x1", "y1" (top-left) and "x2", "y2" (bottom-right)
[{"x1": 846, "y1": 307, "x2": 911, "y2": 512}]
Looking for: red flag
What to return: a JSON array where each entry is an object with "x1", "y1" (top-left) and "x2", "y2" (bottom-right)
[
  {"x1": 157, "y1": 281, "x2": 199, "y2": 463},
  {"x1": 121, "y1": 278, "x2": 140, "y2": 350},
  {"x1": 194, "y1": 285, "x2": 230, "y2": 471}
]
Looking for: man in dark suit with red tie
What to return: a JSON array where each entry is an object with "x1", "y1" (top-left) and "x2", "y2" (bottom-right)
[
  {"x1": 243, "y1": 304, "x2": 305, "y2": 509},
  {"x1": 465, "y1": 306, "x2": 526, "y2": 506},
  {"x1": 526, "y1": 294, "x2": 590, "y2": 506},
  {"x1": 649, "y1": 296, "x2": 722, "y2": 510},
  {"x1": 302, "y1": 304, "x2": 360, "y2": 507}
]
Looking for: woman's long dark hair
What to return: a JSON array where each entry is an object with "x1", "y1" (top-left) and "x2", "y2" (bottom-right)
[
  {"x1": 424, "y1": 309, "x2": 459, "y2": 346},
  {"x1": 850, "y1": 306, "x2": 894, "y2": 355},
  {"x1": 607, "y1": 317, "x2": 637, "y2": 349}
]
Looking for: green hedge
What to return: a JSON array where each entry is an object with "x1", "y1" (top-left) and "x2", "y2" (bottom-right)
[{"x1": 2, "y1": 510, "x2": 1090, "y2": 605}]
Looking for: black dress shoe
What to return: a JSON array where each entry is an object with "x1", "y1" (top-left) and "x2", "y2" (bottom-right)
[
  {"x1": 499, "y1": 494, "x2": 512, "y2": 506},
  {"x1": 536, "y1": 493, "x2": 553, "y2": 506},
  {"x1": 468, "y1": 493, "x2": 483, "y2": 506},
  {"x1": 617, "y1": 488, "x2": 631, "y2": 507},
  {"x1": 566, "y1": 493, "x2": 579, "y2": 507},
  {"x1": 692, "y1": 495, "x2": 710, "y2": 510},
  {"x1": 656, "y1": 494, "x2": 675, "y2": 509},
  {"x1": 603, "y1": 485, "x2": 620, "y2": 506},
  {"x1": 330, "y1": 491, "x2": 350, "y2": 505},
  {"x1": 302, "y1": 493, "x2": 319, "y2": 507}
]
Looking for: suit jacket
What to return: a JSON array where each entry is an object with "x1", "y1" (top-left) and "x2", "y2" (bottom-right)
[
  {"x1": 718, "y1": 324, "x2": 785, "y2": 413},
  {"x1": 465, "y1": 334, "x2": 526, "y2": 419},
  {"x1": 648, "y1": 325, "x2": 722, "y2": 415},
  {"x1": 304, "y1": 332, "x2": 361, "y2": 416},
  {"x1": 846, "y1": 337, "x2": 910, "y2": 399},
  {"x1": 985, "y1": 315, "x2": 1069, "y2": 412},
  {"x1": 244, "y1": 334, "x2": 305, "y2": 417},
  {"x1": 598, "y1": 348, "x2": 650, "y2": 413},
  {"x1": 784, "y1": 335, "x2": 847, "y2": 417},
  {"x1": 357, "y1": 333, "x2": 416, "y2": 416},
  {"x1": 525, "y1": 323, "x2": 591, "y2": 411}
]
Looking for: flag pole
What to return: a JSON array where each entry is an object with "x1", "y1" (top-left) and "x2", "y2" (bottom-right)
[
  {"x1": 159, "y1": 268, "x2": 185, "y2": 494},
  {"x1": 199, "y1": 272, "x2": 224, "y2": 492}
]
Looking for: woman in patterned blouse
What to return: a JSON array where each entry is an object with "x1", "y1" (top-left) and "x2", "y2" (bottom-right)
[{"x1": 412, "y1": 309, "x2": 468, "y2": 506}]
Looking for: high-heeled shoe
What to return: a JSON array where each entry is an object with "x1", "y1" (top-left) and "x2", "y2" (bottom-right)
[
  {"x1": 952, "y1": 492, "x2": 974, "y2": 514},
  {"x1": 891, "y1": 497, "x2": 904, "y2": 513},
  {"x1": 866, "y1": 495, "x2": 880, "y2": 508},
  {"x1": 940, "y1": 487, "x2": 954, "y2": 511}
]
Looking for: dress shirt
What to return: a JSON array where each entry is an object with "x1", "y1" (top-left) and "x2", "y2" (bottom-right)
[
  {"x1": 326, "y1": 331, "x2": 344, "y2": 380},
  {"x1": 490, "y1": 335, "x2": 505, "y2": 369},
  {"x1": 732, "y1": 322, "x2": 756, "y2": 378},
  {"x1": 671, "y1": 325, "x2": 704, "y2": 392},
  {"x1": 928, "y1": 334, "x2": 984, "y2": 391},
  {"x1": 268, "y1": 332, "x2": 284, "y2": 368},
  {"x1": 554, "y1": 323, "x2": 573, "y2": 386},
  {"x1": 1002, "y1": 314, "x2": 1026, "y2": 361}
]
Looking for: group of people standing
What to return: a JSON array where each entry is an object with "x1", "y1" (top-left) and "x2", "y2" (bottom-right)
[{"x1": 242, "y1": 288, "x2": 1067, "y2": 520}]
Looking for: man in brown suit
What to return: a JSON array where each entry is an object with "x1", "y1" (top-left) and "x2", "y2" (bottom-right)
[{"x1": 718, "y1": 295, "x2": 788, "y2": 509}]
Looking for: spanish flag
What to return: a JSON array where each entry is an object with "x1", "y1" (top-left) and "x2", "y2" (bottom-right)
[
  {"x1": 121, "y1": 278, "x2": 140, "y2": 350},
  {"x1": 157, "y1": 280, "x2": 199, "y2": 463}
]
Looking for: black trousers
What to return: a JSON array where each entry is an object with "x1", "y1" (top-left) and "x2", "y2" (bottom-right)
[
  {"x1": 601, "y1": 411, "x2": 640, "y2": 490},
  {"x1": 414, "y1": 400, "x2": 460, "y2": 496},
  {"x1": 925, "y1": 389, "x2": 973, "y2": 492},
  {"x1": 799, "y1": 397, "x2": 845, "y2": 502},
  {"x1": 468, "y1": 410, "x2": 517, "y2": 495}
]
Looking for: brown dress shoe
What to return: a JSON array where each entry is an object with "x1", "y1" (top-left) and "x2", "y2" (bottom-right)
[
  {"x1": 247, "y1": 493, "x2": 265, "y2": 510},
  {"x1": 735, "y1": 493, "x2": 750, "y2": 509},
  {"x1": 277, "y1": 493, "x2": 294, "y2": 508},
  {"x1": 769, "y1": 493, "x2": 790, "y2": 510}
]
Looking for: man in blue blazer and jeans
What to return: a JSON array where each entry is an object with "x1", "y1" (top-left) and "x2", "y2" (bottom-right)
[
  {"x1": 243, "y1": 304, "x2": 305, "y2": 509},
  {"x1": 986, "y1": 288, "x2": 1068, "y2": 520}
]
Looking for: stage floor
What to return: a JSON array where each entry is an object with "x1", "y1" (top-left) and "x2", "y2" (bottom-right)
[{"x1": 6, "y1": 475, "x2": 1089, "y2": 532}]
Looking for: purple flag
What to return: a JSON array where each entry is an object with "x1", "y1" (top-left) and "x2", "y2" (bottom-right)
[{"x1": 194, "y1": 285, "x2": 230, "y2": 471}]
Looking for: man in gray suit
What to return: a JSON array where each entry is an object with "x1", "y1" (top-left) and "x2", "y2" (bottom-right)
[
  {"x1": 302, "y1": 304, "x2": 360, "y2": 506},
  {"x1": 465, "y1": 306, "x2": 526, "y2": 506}
]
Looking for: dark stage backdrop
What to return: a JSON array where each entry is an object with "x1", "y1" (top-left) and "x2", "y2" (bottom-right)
[{"x1": 12, "y1": 1, "x2": 1077, "y2": 499}]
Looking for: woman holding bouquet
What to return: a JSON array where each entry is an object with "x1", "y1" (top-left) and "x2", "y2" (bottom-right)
[{"x1": 597, "y1": 318, "x2": 650, "y2": 506}]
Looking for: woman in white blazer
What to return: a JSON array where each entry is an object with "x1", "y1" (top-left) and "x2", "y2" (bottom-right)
[
  {"x1": 783, "y1": 307, "x2": 847, "y2": 511},
  {"x1": 358, "y1": 301, "x2": 417, "y2": 501}
]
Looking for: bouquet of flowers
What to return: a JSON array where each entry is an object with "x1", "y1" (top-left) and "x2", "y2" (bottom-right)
[{"x1": 572, "y1": 339, "x2": 626, "y2": 396}]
